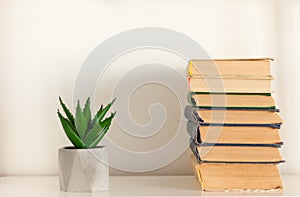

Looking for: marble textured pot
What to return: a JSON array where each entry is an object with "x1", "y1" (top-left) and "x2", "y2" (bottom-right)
[{"x1": 58, "y1": 146, "x2": 109, "y2": 193}]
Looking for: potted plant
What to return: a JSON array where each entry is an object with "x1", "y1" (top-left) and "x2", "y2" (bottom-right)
[{"x1": 57, "y1": 97, "x2": 116, "y2": 192}]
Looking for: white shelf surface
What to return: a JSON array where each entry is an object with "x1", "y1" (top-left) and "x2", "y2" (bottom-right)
[{"x1": 0, "y1": 175, "x2": 299, "y2": 196}]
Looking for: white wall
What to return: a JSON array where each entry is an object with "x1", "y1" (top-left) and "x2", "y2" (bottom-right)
[
  {"x1": 274, "y1": 0, "x2": 300, "y2": 174},
  {"x1": 0, "y1": 0, "x2": 299, "y2": 175}
]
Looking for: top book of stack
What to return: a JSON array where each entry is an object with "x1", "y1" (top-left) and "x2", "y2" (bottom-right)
[
  {"x1": 188, "y1": 58, "x2": 273, "y2": 93},
  {"x1": 188, "y1": 58, "x2": 273, "y2": 77}
]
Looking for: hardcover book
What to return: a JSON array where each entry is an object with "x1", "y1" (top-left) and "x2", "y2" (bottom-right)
[
  {"x1": 189, "y1": 139, "x2": 284, "y2": 164},
  {"x1": 188, "y1": 92, "x2": 275, "y2": 109},
  {"x1": 188, "y1": 76, "x2": 273, "y2": 93},
  {"x1": 185, "y1": 106, "x2": 282, "y2": 128},
  {"x1": 188, "y1": 58, "x2": 273, "y2": 77},
  {"x1": 191, "y1": 154, "x2": 283, "y2": 191},
  {"x1": 187, "y1": 121, "x2": 282, "y2": 145}
]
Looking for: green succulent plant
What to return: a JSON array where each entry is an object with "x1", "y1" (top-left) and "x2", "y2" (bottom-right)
[{"x1": 57, "y1": 97, "x2": 116, "y2": 149}]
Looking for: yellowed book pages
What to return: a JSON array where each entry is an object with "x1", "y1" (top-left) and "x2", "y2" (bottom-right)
[
  {"x1": 197, "y1": 146, "x2": 282, "y2": 163},
  {"x1": 188, "y1": 58, "x2": 272, "y2": 77},
  {"x1": 191, "y1": 94, "x2": 275, "y2": 108},
  {"x1": 200, "y1": 126, "x2": 281, "y2": 144},
  {"x1": 195, "y1": 109, "x2": 283, "y2": 124},
  {"x1": 191, "y1": 155, "x2": 283, "y2": 191},
  {"x1": 189, "y1": 77, "x2": 272, "y2": 93}
]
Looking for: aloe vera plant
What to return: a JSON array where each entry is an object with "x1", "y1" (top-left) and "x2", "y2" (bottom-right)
[{"x1": 57, "y1": 97, "x2": 116, "y2": 149}]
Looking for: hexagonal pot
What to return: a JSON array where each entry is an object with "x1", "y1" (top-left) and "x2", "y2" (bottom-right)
[{"x1": 58, "y1": 146, "x2": 109, "y2": 193}]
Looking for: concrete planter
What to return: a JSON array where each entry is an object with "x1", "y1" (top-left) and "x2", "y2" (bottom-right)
[{"x1": 58, "y1": 146, "x2": 109, "y2": 193}]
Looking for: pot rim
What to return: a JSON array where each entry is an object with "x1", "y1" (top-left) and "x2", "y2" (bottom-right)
[{"x1": 60, "y1": 146, "x2": 106, "y2": 151}]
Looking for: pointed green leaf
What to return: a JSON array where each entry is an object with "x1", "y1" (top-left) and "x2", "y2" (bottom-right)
[
  {"x1": 99, "y1": 112, "x2": 116, "y2": 128},
  {"x1": 83, "y1": 97, "x2": 91, "y2": 127},
  {"x1": 84, "y1": 121, "x2": 102, "y2": 146},
  {"x1": 59, "y1": 97, "x2": 75, "y2": 127},
  {"x1": 92, "y1": 98, "x2": 116, "y2": 124},
  {"x1": 92, "y1": 104, "x2": 103, "y2": 125},
  {"x1": 87, "y1": 125, "x2": 110, "y2": 148},
  {"x1": 75, "y1": 101, "x2": 89, "y2": 138},
  {"x1": 84, "y1": 112, "x2": 116, "y2": 146},
  {"x1": 57, "y1": 110, "x2": 86, "y2": 148}
]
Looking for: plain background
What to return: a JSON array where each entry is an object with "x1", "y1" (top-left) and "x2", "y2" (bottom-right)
[{"x1": 0, "y1": 0, "x2": 300, "y2": 176}]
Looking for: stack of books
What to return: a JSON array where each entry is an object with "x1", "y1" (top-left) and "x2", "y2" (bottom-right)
[{"x1": 185, "y1": 58, "x2": 284, "y2": 191}]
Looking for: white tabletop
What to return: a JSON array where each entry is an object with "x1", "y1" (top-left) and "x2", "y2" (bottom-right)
[{"x1": 0, "y1": 175, "x2": 299, "y2": 196}]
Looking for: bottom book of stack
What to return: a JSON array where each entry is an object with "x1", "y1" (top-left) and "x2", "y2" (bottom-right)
[
  {"x1": 190, "y1": 141, "x2": 284, "y2": 191},
  {"x1": 191, "y1": 154, "x2": 283, "y2": 191}
]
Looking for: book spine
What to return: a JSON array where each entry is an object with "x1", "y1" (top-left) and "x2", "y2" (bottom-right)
[
  {"x1": 189, "y1": 138, "x2": 201, "y2": 163},
  {"x1": 184, "y1": 106, "x2": 203, "y2": 123},
  {"x1": 187, "y1": 121, "x2": 202, "y2": 144}
]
